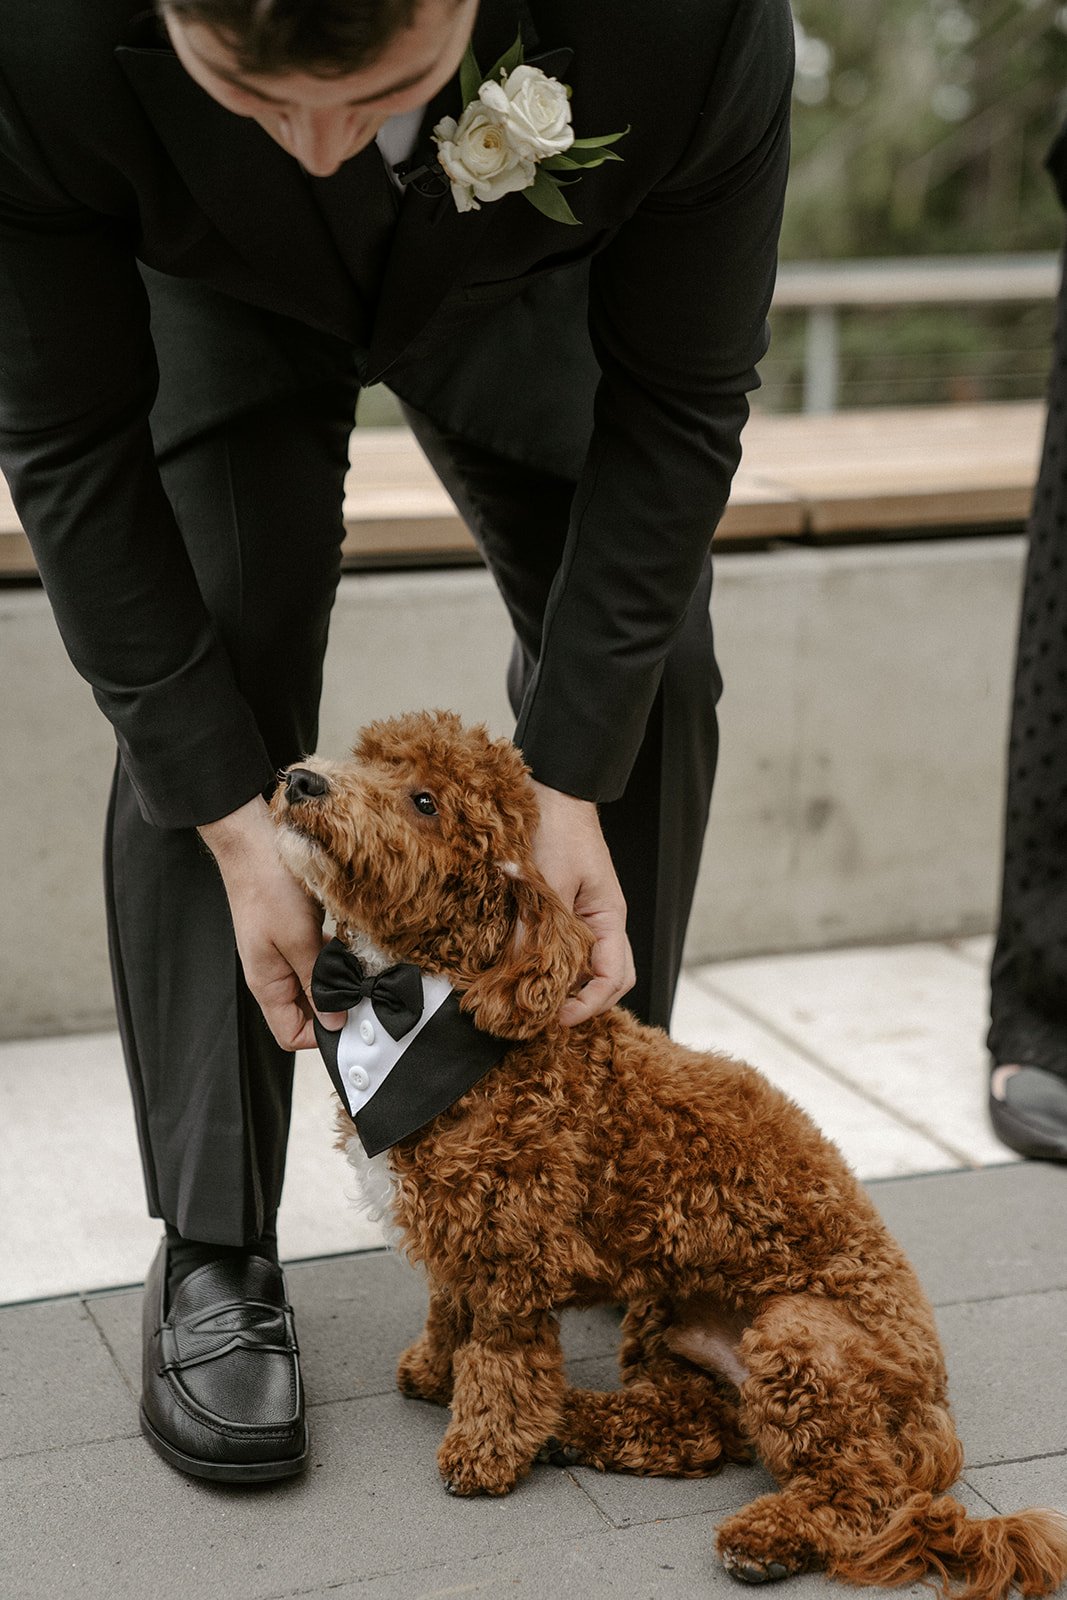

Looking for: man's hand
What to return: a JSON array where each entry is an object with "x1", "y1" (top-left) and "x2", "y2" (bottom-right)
[
  {"x1": 198, "y1": 796, "x2": 346, "y2": 1051},
  {"x1": 529, "y1": 779, "x2": 635, "y2": 1025}
]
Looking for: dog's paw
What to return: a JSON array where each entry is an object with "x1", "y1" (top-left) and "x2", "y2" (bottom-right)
[
  {"x1": 437, "y1": 1435, "x2": 524, "y2": 1497},
  {"x1": 396, "y1": 1339, "x2": 453, "y2": 1406},
  {"x1": 717, "y1": 1496, "x2": 817, "y2": 1585},
  {"x1": 535, "y1": 1436, "x2": 583, "y2": 1467},
  {"x1": 721, "y1": 1550, "x2": 793, "y2": 1585}
]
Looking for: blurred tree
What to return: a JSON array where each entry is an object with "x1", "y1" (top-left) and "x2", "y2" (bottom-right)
[{"x1": 785, "y1": 0, "x2": 1067, "y2": 258}]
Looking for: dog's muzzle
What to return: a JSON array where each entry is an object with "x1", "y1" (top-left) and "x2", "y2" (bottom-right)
[{"x1": 285, "y1": 768, "x2": 330, "y2": 804}]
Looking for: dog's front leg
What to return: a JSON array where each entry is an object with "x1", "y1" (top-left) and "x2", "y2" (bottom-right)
[
  {"x1": 438, "y1": 1308, "x2": 565, "y2": 1497},
  {"x1": 397, "y1": 1283, "x2": 471, "y2": 1406}
]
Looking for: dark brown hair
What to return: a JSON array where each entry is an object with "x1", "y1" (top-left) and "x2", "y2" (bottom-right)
[{"x1": 157, "y1": 0, "x2": 439, "y2": 77}]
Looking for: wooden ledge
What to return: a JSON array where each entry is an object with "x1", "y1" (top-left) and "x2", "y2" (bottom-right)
[{"x1": 0, "y1": 400, "x2": 1044, "y2": 578}]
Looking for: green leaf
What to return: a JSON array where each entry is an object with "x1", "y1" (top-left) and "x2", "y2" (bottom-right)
[
  {"x1": 459, "y1": 42, "x2": 483, "y2": 107},
  {"x1": 486, "y1": 32, "x2": 524, "y2": 86},
  {"x1": 543, "y1": 146, "x2": 625, "y2": 171},
  {"x1": 570, "y1": 126, "x2": 631, "y2": 150},
  {"x1": 523, "y1": 169, "x2": 581, "y2": 225}
]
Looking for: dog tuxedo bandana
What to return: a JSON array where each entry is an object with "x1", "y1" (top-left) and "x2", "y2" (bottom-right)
[{"x1": 311, "y1": 939, "x2": 511, "y2": 1157}]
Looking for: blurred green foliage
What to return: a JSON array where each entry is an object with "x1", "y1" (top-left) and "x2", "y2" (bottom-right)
[
  {"x1": 785, "y1": 0, "x2": 1067, "y2": 257},
  {"x1": 762, "y1": 0, "x2": 1067, "y2": 407}
]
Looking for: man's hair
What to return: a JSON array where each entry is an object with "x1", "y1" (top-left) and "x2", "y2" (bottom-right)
[{"x1": 157, "y1": 0, "x2": 435, "y2": 77}]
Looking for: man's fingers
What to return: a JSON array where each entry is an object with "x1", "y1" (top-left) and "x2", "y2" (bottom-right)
[
  {"x1": 559, "y1": 977, "x2": 623, "y2": 1027},
  {"x1": 259, "y1": 994, "x2": 318, "y2": 1053},
  {"x1": 253, "y1": 956, "x2": 344, "y2": 1050},
  {"x1": 559, "y1": 934, "x2": 636, "y2": 1025}
]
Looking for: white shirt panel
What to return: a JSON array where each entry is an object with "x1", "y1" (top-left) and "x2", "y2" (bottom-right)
[
  {"x1": 375, "y1": 106, "x2": 426, "y2": 188},
  {"x1": 335, "y1": 971, "x2": 453, "y2": 1117}
]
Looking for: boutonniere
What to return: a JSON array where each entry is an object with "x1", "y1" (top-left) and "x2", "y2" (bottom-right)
[{"x1": 432, "y1": 35, "x2": 627, "y2": 225}]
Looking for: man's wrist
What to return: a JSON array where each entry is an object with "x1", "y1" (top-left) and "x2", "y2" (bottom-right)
[
  {"x1": 197, "y1": 794, "x2": 274, "y2": 866},
  {"x1": 529, "y1": 777, "x2": 598, "y2": 815}
]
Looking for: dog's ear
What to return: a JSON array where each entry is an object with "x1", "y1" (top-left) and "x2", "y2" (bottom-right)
[{"x1": 460, "y1": 864, "x2": 595, "y2": 1039}]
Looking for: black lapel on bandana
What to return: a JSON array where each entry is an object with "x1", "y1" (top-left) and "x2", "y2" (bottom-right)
[{"x1": 314, "y1": 995, "x2": 512, "y2": 1158}]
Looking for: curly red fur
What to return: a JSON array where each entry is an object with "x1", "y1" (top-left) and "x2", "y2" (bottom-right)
[{"x1": 272, "y1": 711, "x2": 1067, "y2": 1596}]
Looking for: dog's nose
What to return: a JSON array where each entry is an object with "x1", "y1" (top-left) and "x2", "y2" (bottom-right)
[{"x1": 285, "y1": 767, "x2": 330, "y2": 803}]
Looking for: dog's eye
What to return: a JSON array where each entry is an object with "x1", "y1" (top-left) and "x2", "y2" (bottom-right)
[{"x1": 411, "y1": 792, "x2": 438, "y2": 816}]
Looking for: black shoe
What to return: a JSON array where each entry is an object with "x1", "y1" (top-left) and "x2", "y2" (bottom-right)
[
  {"x1": 140, "y1": 1240, "x2": 309, "y2": 1482},
  {"x1": 989, "y1": 1063, "x2": 1067, "y2": 1162}
]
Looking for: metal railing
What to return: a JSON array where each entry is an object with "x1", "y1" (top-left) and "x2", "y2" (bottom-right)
[{"x1": 772, "y1": 253, "x2": 1060, "y2": 414}]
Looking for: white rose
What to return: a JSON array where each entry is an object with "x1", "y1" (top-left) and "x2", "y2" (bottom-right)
[
  {"x1": 479, "y1": 64, "x2": 574, "y2": 161},
  {"x1": 433, "y1": 104, "x2": 536, "y2": 213}
]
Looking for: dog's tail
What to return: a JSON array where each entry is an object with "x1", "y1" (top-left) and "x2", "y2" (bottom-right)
[{"x1": 831, "y1": 1492, "x2": 1067, "y2": 1600}]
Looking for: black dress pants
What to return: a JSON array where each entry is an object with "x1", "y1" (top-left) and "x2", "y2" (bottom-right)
[
  {"x1": 108, "y1": 344, "x2": 721, "y2": 1246},
  {"x1": 988, "y1": 236, "x2": 1067, "y2": 1078}
]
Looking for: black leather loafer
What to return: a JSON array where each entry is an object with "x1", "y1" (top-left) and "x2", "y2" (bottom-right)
[
  {"x1": 140, "y1": 1241, "x2": 309, "y2": 1482},
  {"x1": 989, "y1": 1063, "x2": 1067, "y2": 1162}
]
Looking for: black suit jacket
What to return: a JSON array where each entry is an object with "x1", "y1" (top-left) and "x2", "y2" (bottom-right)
[{"x1": 0, "y1": 0, "x2": 793, "y2": 828}]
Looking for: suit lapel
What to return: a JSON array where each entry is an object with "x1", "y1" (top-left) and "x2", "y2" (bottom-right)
[
  {"x1": 115, "y1": 1, "x2": 574, "y2": 372},
  {"x1": 365, "y1": 2, "x2": 573, "y2": 383},
  {"x1": 115, "y1": 43, "x2": 364, "y2": 342}
]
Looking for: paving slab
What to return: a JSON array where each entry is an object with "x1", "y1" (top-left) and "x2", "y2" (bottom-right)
[
  {"x1": 2, "y1": 939, "x2": 1031, "y2": 1306},
  {"x1": 88, "y1": 1250, "x2": 427, "y2": 1410},
  {"x1": 0, "y1": 1039, "x2": 385, "y2": 1304},
  {"x1": 671, "y1": 975, "x2": 957, "y2": 1178},
  {"x1": 86, "y1": 1257, "x2": 626, "y2": 1417},
  {"x1": 965, "y1": 1454, "x2": 1067, "y2": 1515},
  {"x1": 937, "y1": 1290, "x2": 1067, "y2": 1467},
  {"x1": 310, "y1": 1505, "x2": 937, "y2": 1600},
  {"x1": 5, "y1": 1150, "x2": 1067, "y2": 1600},
  {"x1": 699, "y1": 942, "x2": 1013, "y2": 1166},
  {"x1": 0, "y1": 1297, "x2": 137, "y2": 1459},
  {"x1": 0, "y1": 1393, "x2": 604, "y2": 1600},
  {"x1": 0, "y1": 1031, "x2": 161, "y2": 1303},
  {"x1": 866, "y1": 1164, "x2": 1067, "y2": 1305},
  {"x1": 947, "y1": 935, "x2": 995, "y2": 971}
]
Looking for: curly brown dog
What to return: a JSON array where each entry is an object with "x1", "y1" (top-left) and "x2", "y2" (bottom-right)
[{"x1": 272, "y1": 710, "x2": 1067, "y2": 1598}]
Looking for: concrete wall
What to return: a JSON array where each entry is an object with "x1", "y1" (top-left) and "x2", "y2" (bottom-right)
[{"x1": 0, "y1": 534, "x2": 1024, "y2": 1037}]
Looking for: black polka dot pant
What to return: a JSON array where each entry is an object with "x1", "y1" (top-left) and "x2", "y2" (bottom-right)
[{"x1": 988, "y1": 239, "x2": 1067, "y2": 1077}]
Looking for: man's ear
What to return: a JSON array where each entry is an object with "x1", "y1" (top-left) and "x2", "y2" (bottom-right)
[{"x1": 460, "y1": 864, "x2": 594, "y2": 1039}]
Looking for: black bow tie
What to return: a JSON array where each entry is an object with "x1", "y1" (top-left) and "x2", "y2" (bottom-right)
[{"x1": 311, "y1": 939, "x2": 424, "y2": 1042}]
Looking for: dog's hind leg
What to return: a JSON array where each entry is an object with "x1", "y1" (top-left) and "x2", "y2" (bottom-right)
[
  {"x1": 549, "y1": 1373, "x2": 749, "y2": 1477},
  {"x1": 397, "y1": 1284, "x2": 471, "y2": 1406},
  {"x1": 715, "y1": 1293, "x2": 956, "y2": 1583},
  {"x1": 539, "y1": 1295, "x2": 745, "y2": 1476}
]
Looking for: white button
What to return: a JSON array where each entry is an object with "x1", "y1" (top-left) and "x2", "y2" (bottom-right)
[
  {"x1": 348, "y1": 1064, "x2": 370, "y2": 1092},
  {"x1": 359, "y1": 1019, "x2": 376, "y2": 1044}
]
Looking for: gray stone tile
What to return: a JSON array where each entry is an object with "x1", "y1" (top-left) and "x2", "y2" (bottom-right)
[
  {"x1": 560, "y1": 1306, "x2": 626, "y2": 1363},
  {"x1": 86, "y1": 1252, "x2": 431, "y2": 1410},
  {"x1": 866, "y1": 1165, "x2": 1067, "y2": 1307},
  {"x1": 0, "y1": 1391, "x2": 603, "y2": 1600},
  {"x1": 0, "y1": 1298, "x2": 136, "y2": 1459},
  {"x1": 966, "y1": 1454, "x2": 1067, "y2": 1515},
  {"x1": 311, "y1": 1506, "x2": 936, "y2": 1600},
  {"x1": 570, "y1": 1459, "x2": 777, "y2": 1528},
  {"x1": 294, "y1": 1261, "x2": 622, "y2": 1406},
  {"x1": 288, "y1": 1251, "x2": 429, "y2": 1404},
  {"x1": 939, "y1": 1290, "x2": 1067, "y2": 1466},
  {"x1": 85, "y1": 1254, "x2": 628, "y2": 1418},
  {"x1": 81, "y1": 1286, "x2": 142, "y2": 1397}
]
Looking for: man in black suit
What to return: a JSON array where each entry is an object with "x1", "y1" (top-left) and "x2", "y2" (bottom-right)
[{"x1": 0, "y1": 0, "x2": 793, "y2": 1480}]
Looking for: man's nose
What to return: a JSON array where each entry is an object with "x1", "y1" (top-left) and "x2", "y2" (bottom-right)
[
  {"x1": 285, "y1": 768, "x2": 330, "y2": 803},
  {"x1": 280, "y1": 108, "x2": 363, "y2": 176}
]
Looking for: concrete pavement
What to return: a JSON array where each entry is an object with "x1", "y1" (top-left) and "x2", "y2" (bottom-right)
[
  {"x1": 2, "y1": 935, "x2": 1066, "y2": 1600},
  {"x1": 2, "y1": 1163, "x2": 1065, "y2": 1600}
]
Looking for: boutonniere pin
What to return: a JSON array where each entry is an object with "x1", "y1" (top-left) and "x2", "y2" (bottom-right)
[{"x1": 432, "y1": 36, "x2": 627, "y2": 225}]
